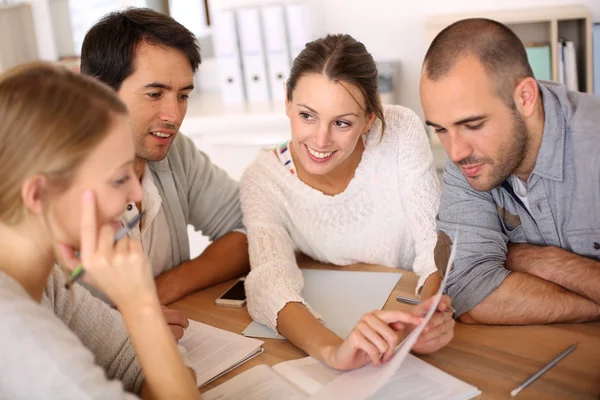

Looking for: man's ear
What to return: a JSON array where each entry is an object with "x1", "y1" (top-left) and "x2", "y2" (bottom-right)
[
  {"x1": 20, "y1": 174, "x2": 48, "y2": 215},
  {"x1": 514, "y1": 77, "x2": 539, "y2": 118}
]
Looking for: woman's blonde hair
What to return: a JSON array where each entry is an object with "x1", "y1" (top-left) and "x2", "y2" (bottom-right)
[{"x1": 0, "y1": 62, "x2": 127, "y2": 225}]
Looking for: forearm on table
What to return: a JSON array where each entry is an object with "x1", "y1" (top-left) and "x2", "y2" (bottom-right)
[
  {"x1": 420, "y1": 272, "x2": 442, "y2": 299},
  {"x1": 459, "y1": 272, "x2": 600, "y2": 325},
  {"x1": 155, "y1": 232, "x2": 250, "y2": 304},
  {"x1": 121, "y1": 302, "x2": 197, "y2": 400},
  {"x1": 277, "y1": 302, "x2": 342, "y2": 364},
  {"x1": 506, "y1": 243, "x2": 600, "y2": 304}
]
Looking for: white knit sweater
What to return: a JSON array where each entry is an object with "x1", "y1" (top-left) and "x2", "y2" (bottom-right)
[{"x1": 240, "y1": 105, "x2": 441, "y2": 333}]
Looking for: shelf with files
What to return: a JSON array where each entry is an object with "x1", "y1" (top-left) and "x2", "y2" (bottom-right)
[
  {"x1": 182, "y1": 92, "x2": 289, "y2": 180},
  {"x1": 182, "y1": 91, "x2": 289, "y2": 137},
  {"x1": 426, "y1": 5, "x2": 593, "y2": 93}
]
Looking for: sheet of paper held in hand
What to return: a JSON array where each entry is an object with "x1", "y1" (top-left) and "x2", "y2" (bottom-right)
[{"x1": 308, "y1": 231, "x2": 458, "y2": 400}]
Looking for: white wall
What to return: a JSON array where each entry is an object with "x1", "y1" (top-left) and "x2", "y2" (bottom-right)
[
  {"x1": 26, "y1": 0, "x2": 58, "y2": 60},
  {"x1": 50, "y1": 0, "x2": 75, "y2": 57},
  {"x1": 309, "y1": 0, "x2": 600, "y2": 117}
]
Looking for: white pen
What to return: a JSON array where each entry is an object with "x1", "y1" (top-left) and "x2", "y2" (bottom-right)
[{"x1": 510, "y1": 343, "x2": 577, "y2": 397}]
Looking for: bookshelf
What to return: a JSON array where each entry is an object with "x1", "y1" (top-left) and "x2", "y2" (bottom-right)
[{"x1": 425, "y1": 5, "x2": 593, "y2": 93}]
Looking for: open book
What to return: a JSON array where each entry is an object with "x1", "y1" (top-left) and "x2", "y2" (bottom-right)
[
  {"x1": 179, "y1": 320, "x2": 264, "y2": 387},
  {"x1": 201, "y1": 354, "x2": 479, "y2": 400}
]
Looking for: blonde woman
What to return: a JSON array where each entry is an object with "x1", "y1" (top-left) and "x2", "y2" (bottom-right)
[
  {"x1": 0, "y1": 63, "x2": 198, "y2": 399},
  {"x1": 241, "y1": 34, "x2": 454, "y2": 372}
]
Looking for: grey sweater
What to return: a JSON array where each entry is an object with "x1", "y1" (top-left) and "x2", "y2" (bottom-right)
[
  {"x1": 147, "y1": 133, "x2": 244, "y2": 269},
  {"x1": 0, "y1": 266, "x2": 144, "y2": 399}
]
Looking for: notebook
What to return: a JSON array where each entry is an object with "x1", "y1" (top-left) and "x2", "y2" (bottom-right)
[
  {"x1": 525, "y1": 44, "x2": 551, "y2": 81},
  {"x1": 243, "y1": 269, "x2": 403, "y2": 339},
  {"x1": 179, "y1": 320, "x2": 264, "y2": 387}
]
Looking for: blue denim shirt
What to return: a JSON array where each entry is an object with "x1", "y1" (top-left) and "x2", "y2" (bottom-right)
[{"x1": 437, "y1": 81, "x2": 600, "y2": 316}]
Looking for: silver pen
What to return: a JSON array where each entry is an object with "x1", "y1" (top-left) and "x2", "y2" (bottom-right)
[
  {"x1": 510, "y1": 343, "x2": 577, "y2": 397},
  {"x1": 396, "y1": 295, "x2": 455, "y2": 314}
]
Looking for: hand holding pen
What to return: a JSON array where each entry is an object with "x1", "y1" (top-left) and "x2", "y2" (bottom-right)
[
  {"x1": 64, "y1": 209, "x2": 145, "y2": 289},
  {"x1": 58, "y1": 191, "x2": 155, "y2": 308}
]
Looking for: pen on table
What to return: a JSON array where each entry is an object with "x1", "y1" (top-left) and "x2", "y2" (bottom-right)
[
  {"x1": 64, "y1": 211, "x2": 145, "y2": 289},
  {"x1": 395, "y1": 295, "x2": 456, "y2": 314},
  {"x1": 510, "y1": 343, "x2": 577, "y2": 397}
]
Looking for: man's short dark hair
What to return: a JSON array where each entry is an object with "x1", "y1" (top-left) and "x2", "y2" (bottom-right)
[
  {"x1": 80, "y1": 7, "x2": 201, "y2": 91},
  {"x1": 423, "y1": 18, "x2": 534, "y2": 106}
]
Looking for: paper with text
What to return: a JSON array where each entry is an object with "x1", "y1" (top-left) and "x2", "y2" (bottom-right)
[
  {"x1": 369, "y1": 355, "x2": 480, "y2": 399},
  {"x1": 309, "y1": 232, "x2": 458, "y2": 400},
  {"x1": 202, "y1": 353, "x2": 478, "y2": 400},
  {"x1": 202, "y1": 364, "x2": 307, "y2": 400},
  {"x1": 273, "y1": 356, "x2": 342, "y2": 395},
  {"x1": 179, "y1": 320, "x2": 264, "y2": 387}
]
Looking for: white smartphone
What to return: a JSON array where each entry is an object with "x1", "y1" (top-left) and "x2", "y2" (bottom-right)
[{"x1": 215, "y1": 277, "x2": 246, "y2": 307}]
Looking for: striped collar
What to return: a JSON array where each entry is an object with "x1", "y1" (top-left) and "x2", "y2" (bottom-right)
[{"x1": 277, "y1": 140, "x2": 296, "y2": 175}]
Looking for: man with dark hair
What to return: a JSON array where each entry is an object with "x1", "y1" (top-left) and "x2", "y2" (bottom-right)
[
  {"x1": 420, "y1": 18, "x2": 600, "y2": 325},
  {"x1": 80, "y1": 8, "x2": 250, "y2": 328}
]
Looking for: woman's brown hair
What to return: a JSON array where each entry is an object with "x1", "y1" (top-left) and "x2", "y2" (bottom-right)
[
  {"x1": 286, "y1": 33, "x2": 386, "y2": 135},
  {"x1": 0, "y1": 62, "x2": 127, "y2": 225}
]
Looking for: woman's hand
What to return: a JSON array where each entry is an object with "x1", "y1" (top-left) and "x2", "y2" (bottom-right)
[
  {"x1": 322, "y1": 310, "x2": 423, "y2": 371},
  {"x1": 59, "y1": 190, "x2": 157, "y2": 311},
  {"x1": 402, "y1": 295, "x2": 455, "y2": 354}
]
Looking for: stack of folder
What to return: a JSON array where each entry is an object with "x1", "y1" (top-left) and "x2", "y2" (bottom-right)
[
  {"x1": 593, "y1": 23, "x2": 600, "y2": 95},
  {"x1": 525, "y1": 40, "x2": 581, "y2": 92},
  {"x1": 557, "y1": 39, "x2": 579, "y2": 91},
  {"x1": 212, "y1": 2, "x2": 312, "y2": 105}
]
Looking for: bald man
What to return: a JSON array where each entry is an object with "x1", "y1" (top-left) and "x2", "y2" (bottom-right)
[{"x1": 420, "y1": 18, "x2": 600, "y2": 325}]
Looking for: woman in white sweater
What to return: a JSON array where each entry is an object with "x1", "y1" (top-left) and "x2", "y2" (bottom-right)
[
  {"x1": 0, "y1": 63, "x2": 198, "y2": 399},
  {"x1": 241, "y1": 34, "x2": 455, "y2": 371}
]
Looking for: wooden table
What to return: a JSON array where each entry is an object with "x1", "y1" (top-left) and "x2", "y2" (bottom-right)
[{"x1": 171, "y1": 258, "x2": 600, "y2": 399}]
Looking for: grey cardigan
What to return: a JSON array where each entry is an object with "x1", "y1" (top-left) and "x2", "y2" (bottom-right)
[{"x1": 148, "y1": 133, "x2": 244, "y2": 269}]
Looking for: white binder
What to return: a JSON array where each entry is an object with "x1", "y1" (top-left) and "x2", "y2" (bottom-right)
[
  {"x1": 284, "y1": 2, "x2": 311, "y2": 62},
  {"x1": 557, "y1": 41, "x2": 566, "y2": 85},
  {"x1": 236, "y1": 7, "x2": 270, "y2": 103},
  {"x1": 260, "y1": 5, "x2": 291, "y2": 101},
  {"x1": 564, "y1": 41, "x2": 579, "y2": 91},
  {"x1": 213, "y1": 10, "x2": 245, "y2": 104}
]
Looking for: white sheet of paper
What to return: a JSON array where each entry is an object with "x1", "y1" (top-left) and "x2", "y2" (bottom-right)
[
  {"x1": 273, "y1": 356, "x2": 343, "y2": 395},
  {"x1": 309, "y1": 233, "x2": 458, "y2": 400},
  {"x1": 179, "y1": 320, "x2": 264, "y2": 387},
  {"x1": 202, "y1": 364, "x2": 308, "y2": 400},
  {"x1": 243, "y1": 269, "x2": 402, "y2": 339},
  {"x1": 271, "y1": 354, "x2": 478, "y2": 400},
  {"x1": 370, "y1": 355, "x2": 480, "y2": 400}
]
